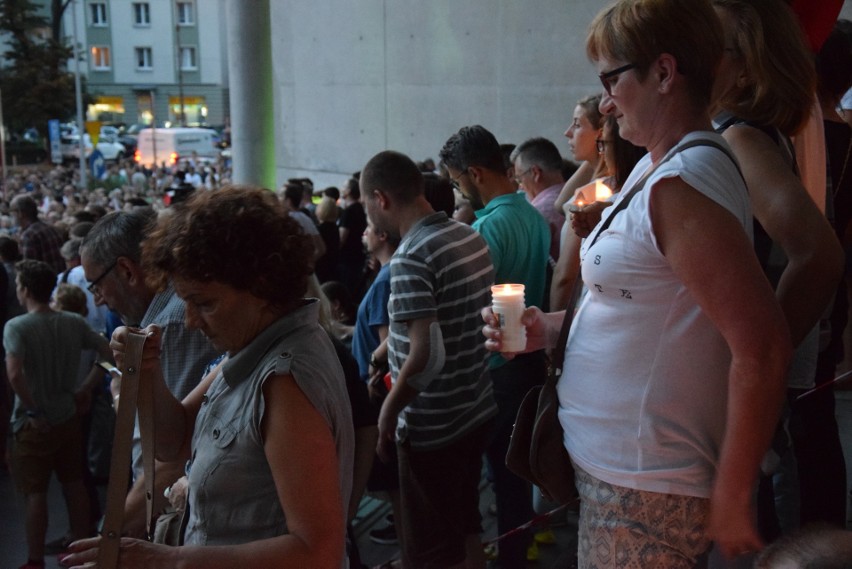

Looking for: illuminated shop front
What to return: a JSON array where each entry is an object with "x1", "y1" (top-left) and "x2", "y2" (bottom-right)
[
  {"x1": 168, "y1": 96, "x2": 208, "y2": 126},
  {"x1": 88, "y1": 96, "x2": 125, "y2": 123}
]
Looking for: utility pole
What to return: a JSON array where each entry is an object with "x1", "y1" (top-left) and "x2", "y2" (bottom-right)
[
  {"x1": 151, "y1": 90, "x2": 158, "y2": 167},
  {"x1": 72, "y1": 0, "x2": 87, "y2": 189},
  {"x1": 175, "y1": 2, "x2": 186, "y2": 127},
  {"x1": 0, "y1": 88, "x2": 7, "y2": 200}
]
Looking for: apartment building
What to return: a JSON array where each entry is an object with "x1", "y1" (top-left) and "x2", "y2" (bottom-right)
[{"x1": 64, "y1": 0, "x2": 229, "y2": 127}]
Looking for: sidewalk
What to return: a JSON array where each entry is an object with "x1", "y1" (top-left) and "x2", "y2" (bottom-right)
[{"x1": 1, "y1": 467, "x2": 67, "y2": 569}]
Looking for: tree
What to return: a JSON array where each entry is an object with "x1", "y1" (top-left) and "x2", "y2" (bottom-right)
[
  {"x1": 50, "y1": 0, "x2": 72, "y2": 44},
  {"x1": 0, "y1": 0, "x2": 83, "y2": 136}
]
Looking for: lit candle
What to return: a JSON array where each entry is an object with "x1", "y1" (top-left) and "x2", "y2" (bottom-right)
[
  {"x1": 491, "y1": 284, "x2": 527, "y2": 353},
  {"x1": 594, "y1": 179, "x2": 613, "y2": 201},
  {"x1": 567, "y1": 198, "x2": 585, "y2": 214}
]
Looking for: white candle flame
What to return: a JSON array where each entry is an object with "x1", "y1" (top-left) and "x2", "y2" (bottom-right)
[{"x1": 595, "y1": 179, "x2": 613, "y2": 201}]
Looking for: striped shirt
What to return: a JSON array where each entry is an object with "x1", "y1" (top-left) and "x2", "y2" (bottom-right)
[{"x1": 388, "y1": 212, "x2": 497, "y2": 450}]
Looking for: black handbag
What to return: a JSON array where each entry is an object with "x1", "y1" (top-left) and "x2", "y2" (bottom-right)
[
  {"x1": 504, "y1": 181, "x2": 629, "y2": 505},
  {"x1": 505, "y1": 281, "x2": 580, "y2": 505}
]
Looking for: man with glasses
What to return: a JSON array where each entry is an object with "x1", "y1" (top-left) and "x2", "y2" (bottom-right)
[
  {"x1": 510, "y1": 137, "x2": 566, "y2": 264},
  {"x1": 440, "y1": 125, "x2": 550, "y2": 569},
  {"x1": 80, "y1": 209, "x2": 219, "y2": 538}
]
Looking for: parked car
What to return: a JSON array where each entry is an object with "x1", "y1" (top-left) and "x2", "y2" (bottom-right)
[
  {"x1": 102, "y1": 125, "x2": 138, "y2": 156},
  {"x1": 60, "y1": 124, "x2": 126, "y2": 163}
]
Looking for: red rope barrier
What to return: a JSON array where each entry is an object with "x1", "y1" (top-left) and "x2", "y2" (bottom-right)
[
  {"x1": 481, "y1": 504, "x2": 570, "y2": 546},
  {"x1": 795, "y1": 369, "x2": 852, "y2": 402}
]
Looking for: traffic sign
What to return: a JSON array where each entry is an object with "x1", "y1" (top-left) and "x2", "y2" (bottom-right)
[
  {"x1": 89, "y1": 148, "x2": 105, "y2": 179},
  {"x1": 86, "y1": 120, "x2": 101, "y2": 145}
]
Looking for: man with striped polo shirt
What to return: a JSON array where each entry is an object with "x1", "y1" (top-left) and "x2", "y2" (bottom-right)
[{"x1": 362, "y1": 150, "x2": 496, "y2": 569}]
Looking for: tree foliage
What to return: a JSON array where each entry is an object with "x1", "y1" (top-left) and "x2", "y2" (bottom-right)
[{"x1": 0, "y1": 0, "x2": 83, "y2": 136}]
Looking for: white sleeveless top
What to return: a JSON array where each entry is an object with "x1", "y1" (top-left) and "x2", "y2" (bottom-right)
[{"x1": 559, "y1": 131, "x2": 751, "y2": 498}]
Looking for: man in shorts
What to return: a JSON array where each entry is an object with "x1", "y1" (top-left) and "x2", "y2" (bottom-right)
[
  {"x1": 5, "y1": 260, "x2": 112, "y2": 569},
  {"x1": 362, "y1": 150, "x2": 497, "y2": 568}
]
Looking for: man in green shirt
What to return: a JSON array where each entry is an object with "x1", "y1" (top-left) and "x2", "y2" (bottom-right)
[{"x1": 440, "y1": 125, "x2": 551, "y2": 568}]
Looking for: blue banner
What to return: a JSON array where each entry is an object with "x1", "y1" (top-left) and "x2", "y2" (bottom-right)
[{"x1": 48, "y1": 119, "x2": 61, "y2": 164}]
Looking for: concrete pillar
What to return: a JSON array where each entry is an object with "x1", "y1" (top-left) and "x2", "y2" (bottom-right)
[{"x1": 225, "y1": 0, "x2": 276, "y2": 189}]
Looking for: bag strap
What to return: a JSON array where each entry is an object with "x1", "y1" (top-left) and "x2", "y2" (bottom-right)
[
  {"x1": 138, "y1": 336, "x2": 157, "y2": 540},
  {"x1": 98, "y1": 331, "x2": 148, "y2": 569},
  {"x1": 552, "y1": 137, "x2": 742, "y2": 376},
  {"x1": 550, "y1": 279, "x2": 582, "y2": 380}
]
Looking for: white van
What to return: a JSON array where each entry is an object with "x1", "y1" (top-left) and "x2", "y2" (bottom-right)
[{"x1": 134, "y1": 127, "x2": 219, "y2": 168}]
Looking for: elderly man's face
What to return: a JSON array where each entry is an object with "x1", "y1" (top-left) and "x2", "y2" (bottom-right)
[{"x1": 81, "y1": 253, "x2": 147, "y2": 325}]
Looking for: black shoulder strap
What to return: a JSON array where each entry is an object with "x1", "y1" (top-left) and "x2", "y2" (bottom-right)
[
  {"x1": 587, "y1": 137, "x2": 743, "y2": 248},
  {"x1": 676, "y1": 139, "x2": 742, "y2": 180}
]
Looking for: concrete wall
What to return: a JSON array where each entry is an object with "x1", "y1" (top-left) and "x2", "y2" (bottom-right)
[
  {"x1": 272, "y1": 0, "x2": 603, "y2": 189},
  {"x1": 272, "y1": 0, "x2": 852, "y2": 190}
]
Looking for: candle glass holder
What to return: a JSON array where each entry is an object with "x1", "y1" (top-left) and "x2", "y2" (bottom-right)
[{"x1": 491, "y1": 284, "x2": 527, "y2": 352}]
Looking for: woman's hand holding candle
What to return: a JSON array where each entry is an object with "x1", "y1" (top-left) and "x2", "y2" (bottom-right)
[
  {"x1": 570, "y1": 200, "x2": 613, "y2": 238},
  {"x1": 565, "y1": 179, "x2": 614, "y2": 236},
  {"x1": 482, "y1": 305, "x2": 562, "y2": 357}
]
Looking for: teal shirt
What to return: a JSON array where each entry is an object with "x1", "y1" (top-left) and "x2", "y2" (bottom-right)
[
  {"x1": 3, "y1": 311, "x2": 104, "y2": 432},
  {"x1": 473, "y1": 192, "x2": 549, "y2": 368}
]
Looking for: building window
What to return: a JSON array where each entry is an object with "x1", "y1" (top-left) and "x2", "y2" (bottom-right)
[
  {"x1": 135, "y1": 47, "x2": 152, "y2": 70},
  {"x1": 90, "y1": 2, "x2": 107, "y2": 26},
  {"x1": 91, "y1": 46, "x2": 110, "y2": 69},
  {"x1": 179, "y1": 46, "x2": 197, "y2": 70},
  {"x1": 133, "y1": 3, "x2": 150, "y2": 26},
  {"x1": 176, "y1": 2, "x2": 194, "y2": 26}
]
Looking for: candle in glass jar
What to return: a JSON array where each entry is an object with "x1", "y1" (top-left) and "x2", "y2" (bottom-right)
[{"x1": 491, "y1": 284, "x2": 527, "y2": 352}]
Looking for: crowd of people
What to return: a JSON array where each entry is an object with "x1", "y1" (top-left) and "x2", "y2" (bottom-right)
[{"x1": 1, "y1": 0, "x2": 852, "y2": 568}]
